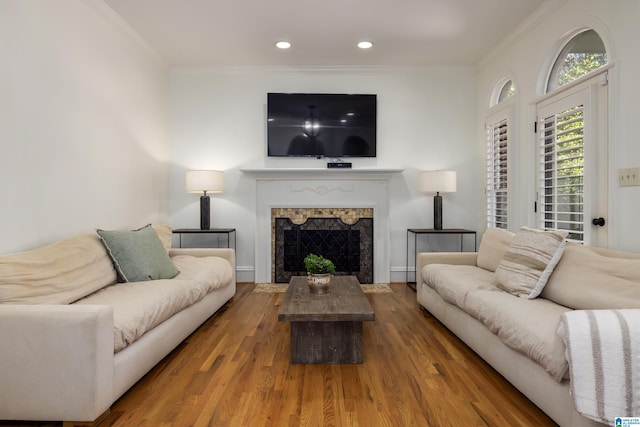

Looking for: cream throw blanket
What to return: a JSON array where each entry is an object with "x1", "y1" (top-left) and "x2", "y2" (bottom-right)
[{"x1": 557, "y1": 309, "x2": 640, "y2": 424}]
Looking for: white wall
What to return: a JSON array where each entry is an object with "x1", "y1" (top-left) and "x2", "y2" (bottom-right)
[
  {"x1": 169, "y1": 67, "x2": 480, "y2": 282},
  {"x1": 0, "y1": 0, "x2": 169, "y2": 254},
  {"x1": 476, "y1": 0, "x2": 640, "y2": 252},
  {"x1": 6, "y1": 0, "x2": 636, "y2": 281}
]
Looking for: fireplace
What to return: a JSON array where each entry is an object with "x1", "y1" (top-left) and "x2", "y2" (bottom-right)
[
  {"x1": 272, "y1": 208, "x2": 373, "y2": 283},
  {"x1": 246, "y1": 169, "x2": 399, "y2": 284}
]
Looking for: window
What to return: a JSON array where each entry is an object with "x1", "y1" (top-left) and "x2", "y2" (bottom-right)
[
  {"x1": 536, "y1": 28, "x2": 609, "y2": 245},
  {"x1": 538, "y1": 102, "x2": 584, "y2": 241},
  {"x1": 486, "y1": 106, "x2": 510, "y2": 229},
  {"x1": 498, "y1": 80, "x2": 515, "y2": 103},
  {"x1": 547, "y1": 29, "x2": 607, "y2": 92},
  {"x1": 486, "y1": 118, "x2": 509, "y2": 229},
  {"x1": 486, "y1": 78, "x2": 514, "y2": 229}
]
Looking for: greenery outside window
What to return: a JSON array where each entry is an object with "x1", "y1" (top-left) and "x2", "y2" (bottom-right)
[{"x1": 547, "y1": 29, "x2": 607, "y2": 92}]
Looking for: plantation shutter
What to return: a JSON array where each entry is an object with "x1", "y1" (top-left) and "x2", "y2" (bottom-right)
[
  {"x1": 538, "y1": 103, "x2": 585, "y2": 242},
  {"x1": 486, "y1": 112, "x2": 509, "y2": 229}
]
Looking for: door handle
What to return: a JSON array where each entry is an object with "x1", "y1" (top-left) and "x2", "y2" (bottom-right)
[{"x1": 592, "y1": 217, "x2": 606, "y2": 227}]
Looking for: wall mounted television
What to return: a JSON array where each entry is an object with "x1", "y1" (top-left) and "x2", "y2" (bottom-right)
[{"x1": 267, "y1": 93, "x2": 377, "y2": 158}]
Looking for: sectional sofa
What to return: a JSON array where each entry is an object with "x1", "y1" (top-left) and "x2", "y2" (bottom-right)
[{"x1": 0, "y1": 224, "x2": 236, "y2": 425}]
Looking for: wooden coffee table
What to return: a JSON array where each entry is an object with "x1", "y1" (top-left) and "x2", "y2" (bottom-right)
[{"x1": 277, "y1": 275, "x2": 375, "y2": 364}]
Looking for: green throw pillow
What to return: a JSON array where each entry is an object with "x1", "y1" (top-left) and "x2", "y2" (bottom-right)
[{"x1": 97, "y1": 224, "x2": 179, "y2": 282}]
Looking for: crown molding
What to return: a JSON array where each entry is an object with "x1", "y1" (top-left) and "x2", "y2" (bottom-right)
[
  {"x1": 170, "y1": 64, "x2": 472, "y2": 76},
  {"x1": 81, "y1": 0, "x2": 166, "y2": 66},
  {"x1": 477, "y1": 0, "x2": 568, "y2": 69}
]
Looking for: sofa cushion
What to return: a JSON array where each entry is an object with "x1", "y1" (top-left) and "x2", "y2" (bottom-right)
[
  {"x1": 422, "y1": 264, "x2": 498, "y2": 311},
  {"x1": 464, "y1": 289, "x2": 571, "y2": 381},
  {"x1": 171, "y1": 255, "x2": 234, "y2": 292},
  {"x1": 476, "y1": 227, "x2": 515, "y2": 272},
  {"x1": 541, "y1": 243, "x2": 640, "y2": 309},
  {"x1": 75, "y1": 277, "x2": 208, "y2": 352},
  {"x1": 97, "y1": 224, "x2": 179, "y2": 282},
  {"x1": 152, "y1": 224, "x2": 173, "y2": 253},
  {"x1": 75, "y1": 254, "x2": 234, "y2": 352},
  {"x1": 495, "y1": 226, "x2": 568, "y2": 299},
  {"x1": 0, "y1": 234, "x2": 117, "y2": 304},
  {"x1": 423, "y1": 261, "x2": 571, "y2": 381}
]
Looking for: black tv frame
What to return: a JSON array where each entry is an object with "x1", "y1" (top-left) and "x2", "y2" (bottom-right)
[{"x1": 267, "y1": 93, "x2": 377, "y2": 158}]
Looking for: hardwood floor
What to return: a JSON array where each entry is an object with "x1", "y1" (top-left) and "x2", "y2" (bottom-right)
[{"x1": 1, "y1": 284, "x2": 557, "y2": 427}]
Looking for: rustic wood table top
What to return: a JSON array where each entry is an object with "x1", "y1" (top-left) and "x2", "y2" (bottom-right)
[{"x1": 278, "y1": 275, "x2": 375, "y2": 322}]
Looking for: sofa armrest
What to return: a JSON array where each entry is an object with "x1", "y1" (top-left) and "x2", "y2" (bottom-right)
[
  {"x1": 416, "y1": 252, "x2": 478, "y2": 290},
  {"x1": 169, "y1": 247, "x2": 236, "y2": 282},
  {"x1": 0, "y1": 305, "x2": 114, "y2": 422}
]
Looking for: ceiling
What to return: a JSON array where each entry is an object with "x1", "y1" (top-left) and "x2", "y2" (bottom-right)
[{"x1": 103, "y1": 0, "x2": 548, "y2": 67}]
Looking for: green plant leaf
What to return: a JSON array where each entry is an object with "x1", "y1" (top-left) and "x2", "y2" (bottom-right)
[{"x1": 303, "y1": 253, "x2": 336, "y2": 274}]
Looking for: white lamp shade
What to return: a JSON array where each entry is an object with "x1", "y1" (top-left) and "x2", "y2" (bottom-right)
[
  {"x1": 186, "y1": 170, "x2": 224, "y2": 194},
  {"x1": 418, "y1": 170, "x2": 457, "y2": 193}
]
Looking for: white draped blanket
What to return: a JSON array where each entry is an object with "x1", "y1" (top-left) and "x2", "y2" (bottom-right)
[{"x1": 557, "y1": 309, "x2": 640, "y2": 424}]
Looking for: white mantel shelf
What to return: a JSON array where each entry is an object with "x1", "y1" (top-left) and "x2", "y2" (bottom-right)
[{"x1": 240, "y1": 168, "x2": 403, "y2": 179}]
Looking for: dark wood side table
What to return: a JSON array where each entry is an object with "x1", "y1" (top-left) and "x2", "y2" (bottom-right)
[
  {"x1": 406, "y1": 228, "x2": 477, "y2": 290},
  {"x1": 172, "y1": 228, "x2": 236, "y2": 250}
]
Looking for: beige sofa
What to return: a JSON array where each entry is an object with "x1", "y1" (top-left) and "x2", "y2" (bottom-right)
[
  {"x1": 417, "y1": 227, "x2": 640, "y2": 427},
  {"x1": 0, "y1": 225, "x2": 236, "y2": 425}
]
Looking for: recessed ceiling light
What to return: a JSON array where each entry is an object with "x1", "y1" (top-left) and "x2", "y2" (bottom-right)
[
  {"x1": 357, "y1": 41, "x2": 373, "y2": 49},
  {"x1": 275, "y1": 41, "x2": 291, "y2": 49}
]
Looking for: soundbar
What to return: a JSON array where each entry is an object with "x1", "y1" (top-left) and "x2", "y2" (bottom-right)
[{"x1": 327, "y1": 162, "x2": 352, "y2": 169}]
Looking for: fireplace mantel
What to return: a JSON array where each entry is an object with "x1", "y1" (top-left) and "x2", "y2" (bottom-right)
[
  {"x1": 248, "y1": 171, "x2": 396, "y2": 284},
  {"x1": 240, "y1": 168, "x2": 403, "y2": 180}
]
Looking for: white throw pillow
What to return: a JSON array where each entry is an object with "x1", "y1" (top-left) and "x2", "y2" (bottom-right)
[{"x1": 495, "y1": 226, "x2": 568, "y2": 299}]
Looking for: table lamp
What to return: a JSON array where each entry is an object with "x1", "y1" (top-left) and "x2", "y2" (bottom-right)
[
  {"x1": 186, "y1": 170, "x2": 224, "y2": 230},
  {"x1": 418, "y1": 170, "x2": 457, "y2": 230}
]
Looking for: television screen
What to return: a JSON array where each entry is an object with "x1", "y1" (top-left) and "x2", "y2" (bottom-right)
[{"x1": 267, "y1": 93, "x2": 376, "y2": 158}]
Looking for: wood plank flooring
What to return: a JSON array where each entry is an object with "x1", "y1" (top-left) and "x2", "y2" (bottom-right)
[{"x1": 1, "y1": 284, "x2": 557, "y2": 427}]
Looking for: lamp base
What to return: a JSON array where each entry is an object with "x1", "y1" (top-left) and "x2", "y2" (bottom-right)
[
  {"x1": 433, "y1": 193, "x2": 443, "y2": 230},
  {"x1": 200, "y1": 195, "x2": 210, "y2": 230}
]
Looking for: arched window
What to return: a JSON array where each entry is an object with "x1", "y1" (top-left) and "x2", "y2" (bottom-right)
[
  {"x1": 498, "y1": 80, "x2": 515, "y2": 103},
  {"x1": 486, "y1": 78, "x2": 515, "y2": 229},
  {"x1": 537, "y1": 29, "x2": 609, "y2": 244},
  {"x1": 546, "y1": 29, "x2": 607, "y2": 92}
]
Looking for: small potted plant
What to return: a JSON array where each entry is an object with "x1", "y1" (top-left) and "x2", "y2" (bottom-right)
[{"x1": 303, "y1": 253, "x2": 335, "y2": 295}]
